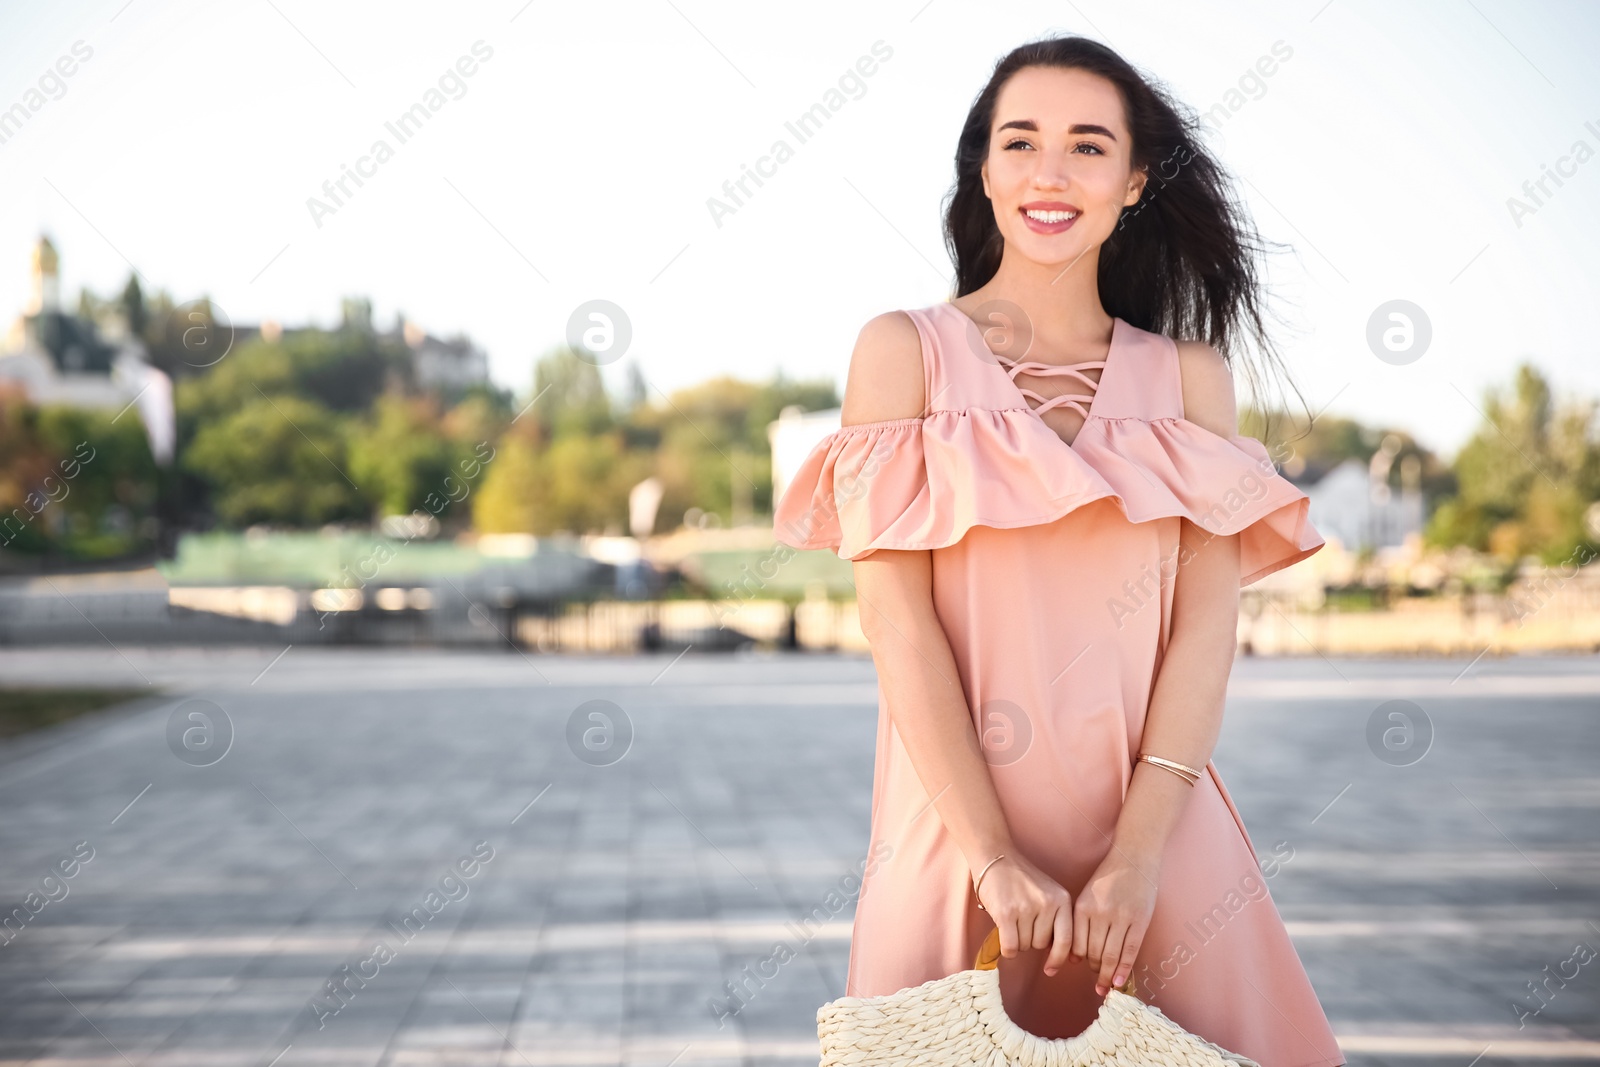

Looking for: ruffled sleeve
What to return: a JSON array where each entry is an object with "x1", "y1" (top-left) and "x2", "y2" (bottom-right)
[
  {"x1": 771, "y1": 408, "x2": 1325, "y2": 587},
  {"x1": 770, "y1": 417, "x2": 935, "y2": 562},
  {"x1": 772, "y1": 409, "x2": 1122, "y2": 562},
  {"x1": 1071, "y1": 416, "x2": 1325, "y2": 587}
]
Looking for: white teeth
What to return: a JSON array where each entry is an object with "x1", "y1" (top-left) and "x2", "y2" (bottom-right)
[{"x1": 1025, "y1": 209, "x2": 1078, "y2": 222}]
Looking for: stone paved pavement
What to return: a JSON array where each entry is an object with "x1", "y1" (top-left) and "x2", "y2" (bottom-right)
[{"x1": 0, "y1": 647, "x2": 1597, "y2": 1066}]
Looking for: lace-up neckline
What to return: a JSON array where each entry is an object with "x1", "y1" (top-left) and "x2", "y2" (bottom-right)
[
  {"x1": 942, "y1": 302, "x2": 1122, "y2": 448},
  {"x1": 993, "y1": 353, "x2": 1107, "y2": 418}
]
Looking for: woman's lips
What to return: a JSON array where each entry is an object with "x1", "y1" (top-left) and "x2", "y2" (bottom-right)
[{"x1": 1020, "y1": 206, "x2": 1080, "y2": 235}]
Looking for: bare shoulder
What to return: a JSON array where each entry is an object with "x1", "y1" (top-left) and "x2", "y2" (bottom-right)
[
  {"x1": 1174, "y1": 339, "x2": 1238, "y2": 438},
  {"x1": 840, "y1": 310, "x2": 925, "y2": 427}
]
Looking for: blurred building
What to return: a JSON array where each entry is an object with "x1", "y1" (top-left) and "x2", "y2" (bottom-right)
[
  {"x1": 1302, "y1": 438, "x2": 1425, "y2": 551},
  {"x1": 398, "y1": 315, "x2": 489, "y2": 392},
  {"x1": 767, "y1": 404, "x2": 841, "y2": 505},
  {"x1": 0, "y1": 236, "x2": 174, "y2": 462}
]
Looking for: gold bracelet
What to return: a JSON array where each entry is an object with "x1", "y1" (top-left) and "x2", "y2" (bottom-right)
[
  {"x1": 1136, "y1": 752, "x2": 1201, "y2": 786},
  {"x1": 1136, "y1": 751, "x2": 1201, "y2": 778},
  {"x1": 972, "y1": 853, "x2": 1006, "y2": 910}
]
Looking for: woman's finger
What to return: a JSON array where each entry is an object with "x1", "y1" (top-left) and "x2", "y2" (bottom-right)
[
  {"x1": 1069, "y1": 897, "x2": 1090, "y2": 963},
  {"x1": 1083, "y1": 909, "x2": 1110, "y2": 976},
  {"x1": 1043, "y1": 901, "x2": 1074, "y2": 976},
  {"x1": 1110, "y1": 921, "x2": 1144, "y2": 991},
  {"x1": 1096, "y1": 919, "x2": 1127, "y2": 994},
  {"x1": 995, "y1": 908, "x2": 1020, "y2": 958},
  {"x1": 1028, "y1": 901, "x2": 1057, "y2": 954}
]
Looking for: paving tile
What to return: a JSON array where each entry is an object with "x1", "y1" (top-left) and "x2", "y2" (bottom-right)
[{"x1": 0, "y1": 649, "x2": 1595, "y2": 1065}]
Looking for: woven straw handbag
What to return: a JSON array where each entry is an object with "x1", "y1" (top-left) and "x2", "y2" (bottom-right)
[{"x1": 817, "y1": 925, "x2": 1262, "y2": 1066}]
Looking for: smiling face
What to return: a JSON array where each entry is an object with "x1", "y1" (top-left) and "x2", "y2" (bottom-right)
[{"x1": 980, "y1": 65, "x2": 1147, "y2": 268}]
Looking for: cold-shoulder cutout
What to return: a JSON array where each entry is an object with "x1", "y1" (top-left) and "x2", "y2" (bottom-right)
[
  {"x1": 1173, "y1": 339, "x2": 1238, "y2": 439},
  {"x1": 840, "y1": 310, "x2": 926, "y2": 427}
]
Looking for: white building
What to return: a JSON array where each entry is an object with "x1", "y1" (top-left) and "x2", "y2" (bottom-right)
[
  {"x1": 767, "y1": 404, "x2": 842, "y2": 506},
  {"x1": 399, "y1": 316, "x2": 490, "y2": 392},
  {"x1": 1302, "y1": 443, "x2": 1425, "y2": 552},
  {"x1": 0, "y1": 237, "x2": 174, "y2": 463}
]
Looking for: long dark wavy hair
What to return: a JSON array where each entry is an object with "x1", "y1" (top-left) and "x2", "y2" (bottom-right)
[{"x1": 943, "y1": 35, "x2": 1308, "y2": 446}]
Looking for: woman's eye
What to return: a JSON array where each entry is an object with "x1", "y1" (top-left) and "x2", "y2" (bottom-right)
[{"x1": 1001, "y1": 138, "x2": 1105, "y2": 155}]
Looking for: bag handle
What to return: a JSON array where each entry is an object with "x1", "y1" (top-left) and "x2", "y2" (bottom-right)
[
  {"x1": 972, "y1": 925, "x2": 1137, "y2": 995},
  {"x1": 974, "y1": 926, "x2": 1004, "y2": 970}
]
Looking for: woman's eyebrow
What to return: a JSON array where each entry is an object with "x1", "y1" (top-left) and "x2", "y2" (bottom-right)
[{"x1": 996, "y1": 119, "x2": 1118, "y2": 140}]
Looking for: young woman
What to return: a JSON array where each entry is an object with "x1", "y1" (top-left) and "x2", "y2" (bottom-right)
[{"x1": 774, "y1": 35, "x2": 1343, "y2": 1066}]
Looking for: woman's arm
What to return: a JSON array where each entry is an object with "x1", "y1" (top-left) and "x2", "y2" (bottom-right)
[
  {"x1": 844, "y1": 311, "x2": 1015, "y2": 872},
  {"x1": 1112, "y1": 340, "x2": 1244, "y2": 862},
  {"x1": 844, "y1": 312, "x2": 1074, "y2": 965},
  {"x1": 854, "y1": 551, "x2": 1015, "y2": 881},
  {"x1": 1073, "y1": 339, "x2": 1244, "y2": 996},
  {"x1": 1109, "y1": 517, "x2": 1240, "y2": 862}
]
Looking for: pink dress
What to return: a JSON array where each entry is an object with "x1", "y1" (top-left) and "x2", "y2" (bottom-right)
[{"x1": 773, "y1": 300, "x2": 1343, "y2": 1067}]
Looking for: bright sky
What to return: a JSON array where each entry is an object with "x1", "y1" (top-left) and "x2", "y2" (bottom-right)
[{"x1": 2, "y1": 0, "x2": 1597, "y2": 459}]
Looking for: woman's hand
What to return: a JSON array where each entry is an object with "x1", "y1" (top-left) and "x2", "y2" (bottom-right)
[
  {"x1": 1069, "y1": 848, "x2": 1160, "y2": 995},
  {"x1": 973, "y1": 853, "x2": 1077, "y2": 976}
]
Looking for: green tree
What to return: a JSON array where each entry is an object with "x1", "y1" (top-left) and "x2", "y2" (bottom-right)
[
  {"x1": 529, "y1": 347, "x2": 613, "y2": 439},
  {"x1": 142, "y1": 292, "x2": 228, "y2": 381},
  {"x1": 441, "y1": 388, "x2": 512, "y2": 449},
  {"x1": 0, "y1": 400, "x2": 158, "y2": 558},
  {"x1": 0, "y1": 393, "x2": 59, "y2": 554},
  {"x1": 472, "y1": 427, "x2": 548, "y2": 534},
  {"x1": 542, "y1": 432, "x2": 642, "y2": 533},
  {"x1": 618, "y1": 374, "x2": 837, "y2": 527},
  {"x1": 348, "y1": 394, "x2": 463, "y2": 519},
  {"x1": 120, "y1": 274, "x2": 149, "y2": 340},
  {"x1": 175, "y1": 338, "x2": 297, "y2": 428},
  {"x1": 175, "y1": 328, "x2": 410, "y2": 429},
  {"x1": 473, "y1": 427, "x2": 647, "y2": 535},
  {"x1": 1426, "y1": 363, "x2": 1600, "y2": 561},
  {"x1": 185, "y1": 395, "x2": 363, "y2": 526}
]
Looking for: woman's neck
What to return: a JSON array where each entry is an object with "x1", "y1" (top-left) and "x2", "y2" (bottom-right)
[{"x1": 959, "y1": 246, "x2": 1115, "y2": 344}]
